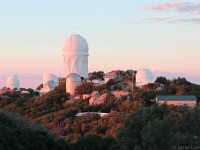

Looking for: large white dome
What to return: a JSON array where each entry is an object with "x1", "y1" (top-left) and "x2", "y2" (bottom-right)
[
  {"x1": 63, "y1": 34, "x2": 88, "y2": 53},
  {"x1": 6, "y1": 74, "x2": 20, "y2": 89},
  {"x1": 63, "y1": 34, "x2": 89, "y2": 78},
  {"x1": 136, "y1": 68, "x2": 154, "y2": 86}
]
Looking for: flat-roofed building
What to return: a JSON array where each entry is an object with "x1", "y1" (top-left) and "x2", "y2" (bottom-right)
[
  {"x1": 156, "y1": 95, "x2": 197, "y2": 107},
  {"x1": 75, "y1": 112, "x2": 108, "y2": 117}
]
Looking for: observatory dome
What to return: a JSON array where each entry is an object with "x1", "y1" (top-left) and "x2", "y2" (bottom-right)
[
  {"x1": 63, "y1": 34, "x2": 88, "y2": 53},
  {"x1": 63, "y1": 34, "x2": 89, "y2": 78},
  {"x1": 66, "y1": 73, "x2": 82, "y2": 96},
  {"x1": 136, "y1": 68, "x2": 154, "y2": 86},
  {"x1": 66, "y1": 73, "x2": 82, "y2": 82},
  {"x1": 42, "y1": 73, "x2": 58, "y2": 92},
  {"x1": 6, "y1": 75, "x2": 20, "y2": 90}
]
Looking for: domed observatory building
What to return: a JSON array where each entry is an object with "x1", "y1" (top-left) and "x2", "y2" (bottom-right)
[
  {"x1": 63, "y1": 34, "x2": 89, "y2": 79},
  {"x1": 136, "y1": 68, "x2": 154, "y2": 86},
  {"x1": 6, "y1": 75, "x2": 20, "y2": 90},
  {"x1": 41, "y1": 73, "x2": 58, "y2": 92},
  {"x1": 66, "y1": 73, "x2": 82, "y2": 96}
]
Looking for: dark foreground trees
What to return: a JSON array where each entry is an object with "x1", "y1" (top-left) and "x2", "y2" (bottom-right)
[
  {"x1": 0, "y1": 111, "x2": 118, "y2": 150},
  {"x1": 120, "y1": 104, "x2": 200, "y2": 150},
  {"x1": 1, "y1": 104, "x2": 200, "y2": 150},
  {"x1": 71, "y1": 135, "x2": 118, "y2": 150},
  {"x1": 0, "y1": 111, "x2": 57, "y2": 150}
]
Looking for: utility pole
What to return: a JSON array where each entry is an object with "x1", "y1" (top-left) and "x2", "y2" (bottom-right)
[{"x1": 132, "y1": 70, "x2": 137, "y2": 97}]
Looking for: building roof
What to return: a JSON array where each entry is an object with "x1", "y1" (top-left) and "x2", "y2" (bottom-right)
[
  {"x1": 75, "y1": 112, "x2": 108, "y2": 117},
  {"x1": 105, "y1": 70, "x2": 119, "y2": 76},
  {"x1": 157, "y1": 95, "x2": 197, "y2": 101},
  {"x1": 104, "y1": 75, "x2": 117, "y2": 78}
]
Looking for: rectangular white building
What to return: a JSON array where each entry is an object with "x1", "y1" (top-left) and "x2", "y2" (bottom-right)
[{"x1": 156, "y1": 95, "x2": 197, "y2": 107}]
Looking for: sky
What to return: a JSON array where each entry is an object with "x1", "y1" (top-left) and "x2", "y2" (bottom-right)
[{"x1": 0, "y1": 0, "x2": 200, "y2": 88}]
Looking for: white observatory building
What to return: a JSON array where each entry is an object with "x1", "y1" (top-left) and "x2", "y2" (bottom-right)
[
  {"x1": 63, "y1": 34, "x2": 89, "y2": 79},
  {"x1": 136, "y1": 68, "x2": 154, "y2": 86},
  {"x1": 41, "y1": 73, "x2": 58, "y2": 93},
  {"x1": 66, "y1": 73, "x2": 82, "y2": 96},
  {"x1": 6, "y1": 75, "x2": 20, "y2": 90}
]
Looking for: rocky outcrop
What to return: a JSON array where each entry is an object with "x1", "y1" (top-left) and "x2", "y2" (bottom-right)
[
  {"x1": 112, "y1": 90, "x2": 129, "y2": 98},
  {"x1": 89, "y1": 91, "x2": 108, "y2": 105}
]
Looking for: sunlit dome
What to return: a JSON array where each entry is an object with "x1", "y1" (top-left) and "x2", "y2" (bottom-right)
[
  {"x1": 63, "y1": 34, "x2": 88, "y2": 52},
  {"x1": 66, "y1": 73, "x2": 81, "y2": 82},
  {"x1": 136, "y1": 68, "x2": 154, "y2": 86},
  {"x1": 6, "y1": 74, "x2": 20, "y2": 89},
  {"x1": 66, "y1": 73, "x2": 82, "y2": 96}
]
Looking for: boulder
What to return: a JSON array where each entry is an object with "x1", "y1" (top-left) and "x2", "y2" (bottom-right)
[
  {"x1": 89, "y1": 91, "x2": 100, "y2": 105},
  {"x1": 89, "y1": 91, "x2": 108, "y2": 105}
]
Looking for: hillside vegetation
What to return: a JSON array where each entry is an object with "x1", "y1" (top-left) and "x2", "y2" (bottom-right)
[{"x1": 0, "y1": 74, "x2": 200, "y2": 149}]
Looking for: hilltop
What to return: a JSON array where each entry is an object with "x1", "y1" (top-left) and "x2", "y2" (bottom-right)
[{"x1": 0, "y1": 71, "x2": 200, "y2": 149}]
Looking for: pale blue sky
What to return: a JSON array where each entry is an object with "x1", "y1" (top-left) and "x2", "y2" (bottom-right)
[{"x1": 0, "y1": 0, "x2": 200, "y2": 88}]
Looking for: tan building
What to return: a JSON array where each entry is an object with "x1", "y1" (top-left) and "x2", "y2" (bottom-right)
[
  {"x1": 104, "y1": 70, "x2": 120, "y2": 83},
  {"x1": 66, "y1": 73, "x2": 82, "y2": 96},
  {"x1": 156, "y1": 95, "x2": 197, "y2": 107},
  {"x1": 92, "y1": 79, "x2": 105, "y2": 85},
  {"x1": 104, "y1": 75, "x2": 117, "y2": 83}
]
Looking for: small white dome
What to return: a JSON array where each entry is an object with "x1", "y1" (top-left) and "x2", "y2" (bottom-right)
[
  {"x1": 66, "y1": 73, "x2": 81, "y2": 82},
  {"x1": 66, "y1": 73, "x2": 82, "y2": 96},
  {"x1": 136, "y1": 68, "x2": 154, "y2": 86},
  {"x1": 42, "y1": 73, "x2": 58, "y2": 92},
  {"x1": 63, "y1": 34, "x2": 88, "y2": 52},
  {"x1": 6, "y1": 74, "x2": 20, "y2": 89},
  {"x1": 43, "y1": 73, "x2": 58, "y2": 85}
]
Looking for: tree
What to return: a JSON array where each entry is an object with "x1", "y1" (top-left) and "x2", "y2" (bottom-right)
[
  {"x1": 0, "y1": 112, "x2": 56, "y2": 150},
  {"x1": 75, "y1": 83, "x2": 93, "y2": 94},
  {"x1": 119, "y1": 105, "x2": 200, "y2": 150},
  {"x1": 141, "y1": 116, "x2": 176, "y2": 150},
  {"x1": 155, "y1": 76, "x2": 169, "y2": 85},
  {"x1": 72, "y1": 135, "x2": 118, "y2": 150}
]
